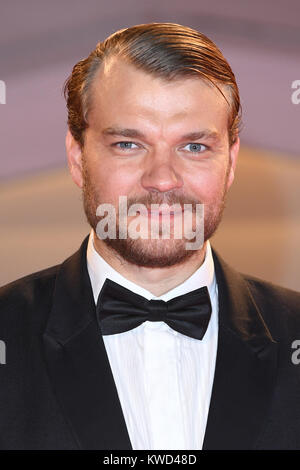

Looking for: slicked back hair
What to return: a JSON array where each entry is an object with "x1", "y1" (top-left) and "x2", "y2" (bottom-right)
[{"x1": 64, "y1": 22, "x2": 242, "y2": 148}]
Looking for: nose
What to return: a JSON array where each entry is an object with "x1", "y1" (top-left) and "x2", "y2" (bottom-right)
[{"x1": 141, "y1": 150, "x2": 183, "y2": 193}]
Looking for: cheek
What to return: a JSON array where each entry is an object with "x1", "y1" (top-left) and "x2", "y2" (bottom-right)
[
  {"x1": 188, "y1": 170, "x2": 225, "y2": 202},
  {"x1": 95, "y1": 166, "x2": 139, "y2": 202}
]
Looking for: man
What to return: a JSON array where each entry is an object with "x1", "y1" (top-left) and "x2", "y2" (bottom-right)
[{"x1": 1, "y1": 22, "x2": 300, "y2": 450}]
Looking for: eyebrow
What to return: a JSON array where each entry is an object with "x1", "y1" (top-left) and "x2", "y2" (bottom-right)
[{"x1": 101, "y1": 127, "x2": 221, "y2": 143}]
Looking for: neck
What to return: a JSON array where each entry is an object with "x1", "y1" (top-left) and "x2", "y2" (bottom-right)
[{"x1": 92, "y1": 235, "x2": 207, "y2": 297}]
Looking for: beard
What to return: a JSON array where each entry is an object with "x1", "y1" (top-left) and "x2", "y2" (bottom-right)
[{"x1": 82, "y1": 157, "x2": 229, "y2": 268}]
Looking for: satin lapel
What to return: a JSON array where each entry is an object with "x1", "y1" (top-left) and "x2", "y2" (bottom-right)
[
  {"x1": 43, "y1": 235, "x2": 132, "y2": 450},
  {"x1": 202, "y1": 249, "x2": 278, "y2": 450}
]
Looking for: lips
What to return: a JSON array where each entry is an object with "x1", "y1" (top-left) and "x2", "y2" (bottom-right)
[{"x1": 147, "y1": 208, "x2": 183, "y2": 216}]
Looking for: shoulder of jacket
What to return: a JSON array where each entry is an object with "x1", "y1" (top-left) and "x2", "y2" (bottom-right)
[
  {"x1": 241, "y1": 273, "x2": 300, "y2": 339},
  {"x1": 0, "y1": 264, "x2": 60, "y2": 322},
  {"x1": 243, "y1": 273, "x2": 300, "y2": 305}
]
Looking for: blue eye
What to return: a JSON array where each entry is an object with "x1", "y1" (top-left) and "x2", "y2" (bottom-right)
[
  {"x1": 115, "y1": 142, "x2": 138, "y2": 150},
  {"x1": 184, "y1": 143, "x2": 207, "y2": 153}
]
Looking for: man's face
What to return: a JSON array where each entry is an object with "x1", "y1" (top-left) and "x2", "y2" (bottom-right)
[{"x1": 67, "y1": 57, "x2": 239, "y2": 268}]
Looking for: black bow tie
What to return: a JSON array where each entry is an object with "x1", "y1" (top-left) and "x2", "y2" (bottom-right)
[{"x1": 96, "y1": 279, "x2": 212, "y2": 340}]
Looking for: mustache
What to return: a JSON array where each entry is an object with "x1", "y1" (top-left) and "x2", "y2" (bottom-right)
[{"x1": 125, "y1": 193, "x2": 202, "y2": 210}]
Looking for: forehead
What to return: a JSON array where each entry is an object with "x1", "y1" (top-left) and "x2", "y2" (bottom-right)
[{"x1": 88, "y1": 56, "x2": 230, "y2": 133}]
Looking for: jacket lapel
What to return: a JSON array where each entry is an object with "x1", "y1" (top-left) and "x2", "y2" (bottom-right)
[
  {"x1": 203, "y1": 249, "x2": 278, "y2": 449},
  {"x1": 43, "y1": 235, "x2": 132, "y2": 450}
]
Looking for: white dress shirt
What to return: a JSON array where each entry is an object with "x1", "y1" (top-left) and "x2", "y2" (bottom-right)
[{"x1": 86, "y1": 229, "x2": 218, "y2": 450}]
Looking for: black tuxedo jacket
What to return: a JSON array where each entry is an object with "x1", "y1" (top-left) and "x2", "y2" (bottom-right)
[{"x1": 1, "y1": 235, "x2": 300, "y2": 450}]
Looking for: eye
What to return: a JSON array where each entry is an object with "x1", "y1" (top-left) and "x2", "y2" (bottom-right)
[
  {"x1": 113, "y1": 141, "x2": 139, "y2": 150},
  {"x1": 183, "y1": 143, "x2": 208, "y2": 153}
]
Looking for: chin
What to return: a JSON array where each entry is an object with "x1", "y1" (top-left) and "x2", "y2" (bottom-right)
[{"x1": 103, "y1": 237, "x2": 196, "y2": 268}]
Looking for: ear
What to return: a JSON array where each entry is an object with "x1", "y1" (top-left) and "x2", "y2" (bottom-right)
[
  {"x1": 226, "y1": 136, "x2": 240, "y2": 190},
  {"x1": 65, "y1": 129, "x2": 83, "y2": 188}
]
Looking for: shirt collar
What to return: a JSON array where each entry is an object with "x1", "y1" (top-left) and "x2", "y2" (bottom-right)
[{"x1": 86, "y1": 229, "x2": 217, "y2": 304}]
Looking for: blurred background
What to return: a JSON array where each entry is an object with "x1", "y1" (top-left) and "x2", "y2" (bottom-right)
[{"x1": 0, "y1": 0, "x2": 299, "y2": 290}]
